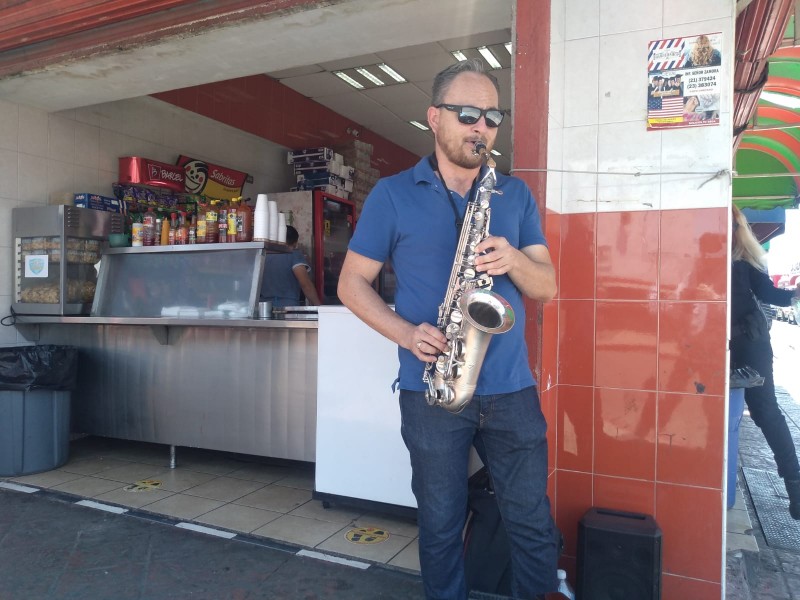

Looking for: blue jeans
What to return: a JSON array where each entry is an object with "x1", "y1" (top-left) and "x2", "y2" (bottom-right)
[{"x1": 399, "y1": 386, "x2": 558, "y2": 600}]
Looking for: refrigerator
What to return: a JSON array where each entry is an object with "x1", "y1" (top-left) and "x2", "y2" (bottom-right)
[
  {"x1": 312, "y1": 191, "x2": 356, "y2": 304},
  {"x1": 269, "y1": 190, "x2": 356, "y2": 305}
]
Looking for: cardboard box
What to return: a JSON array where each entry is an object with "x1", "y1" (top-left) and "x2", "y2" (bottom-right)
[
  {"x1": 73, "y1": 193, "x2": 123, "y2": 213},
  {"x1": 287, "y1": 147, "x2": 334, "y2": 164},
  {"x1": 292, "y1": 159, "x2": 339, "y2": 173}
]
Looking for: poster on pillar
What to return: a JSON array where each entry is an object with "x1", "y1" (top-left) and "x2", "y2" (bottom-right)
[{"x1": 646, "y1": 32, "x2": 722, "y2": 130}]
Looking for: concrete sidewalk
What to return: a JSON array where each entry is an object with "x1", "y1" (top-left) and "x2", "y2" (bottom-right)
[
  {"x1": 0, "y1": 485, "x2": 424, "y2": 600},
  {"x1": 726, "y1": 385, "x2": 800, "y2": 600}
]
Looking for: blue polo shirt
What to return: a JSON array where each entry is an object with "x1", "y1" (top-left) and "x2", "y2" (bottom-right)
[{"x1": 348, "y1": 156, "x2": 547, "y2": 395}]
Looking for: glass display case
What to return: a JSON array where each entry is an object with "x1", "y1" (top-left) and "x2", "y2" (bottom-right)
[
  {"x1": 13, "y1": 206, "x2": 123, "y2": 315},
  {"x1": 92, "y1": 242, "x2": 285, "y2": 319}
]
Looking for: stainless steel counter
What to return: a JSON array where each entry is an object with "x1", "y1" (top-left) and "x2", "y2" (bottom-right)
[{"x1": 22, "y1": 317, "x2": 318, "y2": 462}]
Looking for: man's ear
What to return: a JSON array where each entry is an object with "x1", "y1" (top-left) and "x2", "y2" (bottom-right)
[{"x1": 427, "y1": 105, "x2": 439, "y2": 135}]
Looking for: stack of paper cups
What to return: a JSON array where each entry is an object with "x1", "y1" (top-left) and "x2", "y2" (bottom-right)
[
  {"x1": 277, "y1": 212, "x2": 287, "y2": 243},
  {"x1": 267, "y1": 200, "x2": 279, "y2": 241},
  {"x1": 254, "y1": 194, "x2": 270, "y2": 240}
]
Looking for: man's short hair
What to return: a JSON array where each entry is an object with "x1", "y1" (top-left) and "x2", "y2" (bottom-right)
[
  {"x1": 286, "y1": 225, "x2": 299, "y2": 246},
  {"x1": 431, "y1": 59, "x2": 501, "y2": 106}
]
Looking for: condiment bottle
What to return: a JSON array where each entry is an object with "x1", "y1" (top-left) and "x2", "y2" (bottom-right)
[
  {"x1": 161, "y1": 215, "x2": 170, "y2": 246},
  {"x1": 168, "y1": 212, "x2": 177, "y2": 245},
  {"x1": 206, "y1": 200, "x2": 219, "y2": 244},
  {"x1": 142, "y1": 206, "x2": 156, "y2": 246},
  {"x1": 218, "y1": 200, "x2": 228, "y2": 243},
  {"x1": 227, "y1": 198, "x2": 239, "y2": 243},
  {"x1": 237, "y1": 197, "x2": 253, "y2": 242},
  {"x1": 131, "y1": 222, "x2": 143, "y2": 247},
  {"x1": 189, "y1": 214, "x2": 197, "y2": 245},
  {"x1": 154, "y1": 218, "x2": 162, "y2": 245},
  {"x1": 178, "y1": 211, "x2": 188, "y2": 245},
  {"x1": 196, "y1": 201, "x2": 207, "y2": 243}
]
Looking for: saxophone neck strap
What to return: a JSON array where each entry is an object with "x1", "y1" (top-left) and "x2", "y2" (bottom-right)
[{"x1": 428, "y1": 154, "x2": 479, "y2": 234}]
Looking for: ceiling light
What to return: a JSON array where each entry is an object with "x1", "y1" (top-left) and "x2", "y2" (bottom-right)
[
  {"x1": 409, "y1": 120, "x2": 429, "y2": 130},
  {"x1": 355, "y1": 67, "x2": 385, "y2": 86},
  {"x1": 451, "y1": 50, "x2": 468, "y2": 62},
  {"x1": 334, "y1": 71, "x2": 364, "y2": 89},
  {"x1": 504, "y1": 42, "x2": 512, "y2": 55},
  {"x1": 478, "y1": 46, "x2": 502, "y2": 69},
  {"x1": 377, "y1": 63, "x2": 406, "y2": 82},
  {"x1": 490, "y1": 149, "x2": 501, "y2": 156}
]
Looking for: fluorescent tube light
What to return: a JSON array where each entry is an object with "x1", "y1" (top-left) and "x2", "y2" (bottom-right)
[
  {"x1": 490, "y1": 149, "x2": 501, "y2": 156},
  {"x1": 355, "y1": 67, "x2": 385, "y2": 86},
  {"x1": 478, "y1": 46, "x2": 502, "y2": 69},
  {"x1": 334, "y1": 71, "x2": 364, "y2": 89},
  {"x1": 377, "y1": 63, "x2": 406, "y2": 82},
  {"x1": 409, "y1": 120, "x2": 430, "y2": 130},
  {"x1": 451, "y1": 50, "x2": 468, "y2": 62},
  {"x1": 505, "y1": 42, "x2": 512, "y2": 55}
]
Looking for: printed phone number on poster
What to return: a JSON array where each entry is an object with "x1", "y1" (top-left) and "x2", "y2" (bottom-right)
[{"x1": 686, "y1": 82, "x2": 716, "y2": 91}]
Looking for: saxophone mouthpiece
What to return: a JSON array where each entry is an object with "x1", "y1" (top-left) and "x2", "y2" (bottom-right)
[{"x1": 473, "y1": 142, "x2": 495, "y2": 169}]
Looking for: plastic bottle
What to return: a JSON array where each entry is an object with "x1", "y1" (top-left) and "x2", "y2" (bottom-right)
[
  {"x1": 168, "y1": 213, "x2": 177, "y2": 246},
  {"x1": 178, "y1": 211, "x2": 188, "y2": 245},
  {"x1": 218, "y1": 200, "x2": 228, "y2": 243},
  {"x1": 142, "y1": 206, "x2": 156, "y2": 246},
  {"x1": 154, "y1": 218, "x2": 162, "y2": 245},
  {"x1": 556, "y1": 569, "x2": 575, "y2": 600},
  {"x1": 227, "y1": 198, "x2": 239, "y2": 243},
  {"x1": 131, "y1": 222, "x2": 143, "y2": 247},
  {"x1": 196, "y1": 201, "x2": 207, "y2": 243},
  {"x1": 236, "y1": 197, "x2": 253, "y2": 242},
  {"x1": 160, "y1": 216, "x2": 170, "y2": 246},
  {"x1": 188, "y1": 214, "x2": 197, "y2": 245},
  {"x1": 206, "y1": 200, "x2": 219, "y2": 244}
]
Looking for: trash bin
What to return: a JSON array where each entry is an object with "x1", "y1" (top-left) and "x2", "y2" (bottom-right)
[
  {"x1": 0, "y1": 345, "x2": 78, "y2": 477},
  {"x1": 727, "y1": 387, "x2": 746, "y2": 509}
]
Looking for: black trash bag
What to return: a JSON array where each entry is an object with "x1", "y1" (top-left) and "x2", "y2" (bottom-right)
[{"x1": 0, "y1": 345, "x2": 78, "y2": 391}]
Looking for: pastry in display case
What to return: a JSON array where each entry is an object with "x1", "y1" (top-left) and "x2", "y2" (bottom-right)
[{"x1": 12, "y1": 206, "x2": 122, "y2": 315}]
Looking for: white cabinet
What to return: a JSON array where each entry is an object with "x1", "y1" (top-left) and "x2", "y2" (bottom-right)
[{"x1": 315, "y1": 306, "x2": 416, "y2": 508}]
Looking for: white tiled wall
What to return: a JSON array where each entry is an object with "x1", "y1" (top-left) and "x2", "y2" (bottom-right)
[
  {"x1": 549, "y1": 0, "x2": 736, "y2": 215},
  {"x1": 0, "y1": 96, "x2": 293, "y2": 345}
]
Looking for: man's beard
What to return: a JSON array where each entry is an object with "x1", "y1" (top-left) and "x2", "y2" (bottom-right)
[{"x1": 440, "y1": 136, "x2": 484, "y2": 170}]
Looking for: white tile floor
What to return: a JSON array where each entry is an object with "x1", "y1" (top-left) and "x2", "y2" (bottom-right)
[
  {"x1": 3, "y1": 435, "x2": 758, "y2": 574},
  {"x1": 4, "y1": 436, "x2": 422, "y2": 573}
]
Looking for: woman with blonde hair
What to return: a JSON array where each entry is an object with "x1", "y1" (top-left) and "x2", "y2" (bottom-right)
[
  {"x1": 731, "y1": 205, "x2": 800, "y2": 519},
  {"x1": 686, "y1": 34, "x2": 721, "y2": 67}
]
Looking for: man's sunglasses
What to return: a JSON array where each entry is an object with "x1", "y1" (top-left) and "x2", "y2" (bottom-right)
[{"x1": 435, "y1": 104, "x2": 505, "y2": 128}]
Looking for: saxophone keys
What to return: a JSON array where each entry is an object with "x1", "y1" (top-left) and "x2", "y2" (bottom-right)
[{"x1": 462, "y1": 267, "x2": 476, "y2": 280}]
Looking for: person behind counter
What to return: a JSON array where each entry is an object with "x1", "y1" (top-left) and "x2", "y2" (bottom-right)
[
  {"x1": 260, "y1": 225, "x2": 321, "y2": 307},
  {"x1": 337, "y1": 59, "x2": 558, "y2": 599}
]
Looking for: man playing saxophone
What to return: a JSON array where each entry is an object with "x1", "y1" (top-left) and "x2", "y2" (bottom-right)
[{"x1": 337, "y1": 59, "x2": 558, "y2": 600}]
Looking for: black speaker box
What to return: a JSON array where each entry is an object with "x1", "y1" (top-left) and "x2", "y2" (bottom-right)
[{"x1": 576, "y1": 507, "x2": 662, "y2": 600}]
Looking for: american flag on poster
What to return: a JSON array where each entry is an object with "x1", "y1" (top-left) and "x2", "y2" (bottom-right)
[{"x1": 647, "y1": 96, "x2": 684, "y2": 118}]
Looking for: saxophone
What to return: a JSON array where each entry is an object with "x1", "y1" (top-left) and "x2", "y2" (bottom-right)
[{"x1": 423, "y1": 143, "x2": 515, "y2": 413}]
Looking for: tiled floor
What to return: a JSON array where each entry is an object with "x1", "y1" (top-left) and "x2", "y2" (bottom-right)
[
  {"x1": 3, "y1": 435, "x2": 757, "y2": 579},
  {"x1": 3, "y1": 436, "x2": 421, "y2": 573}
]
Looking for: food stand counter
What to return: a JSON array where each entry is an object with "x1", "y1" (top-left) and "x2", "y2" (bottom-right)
[{"x1": 14, "y1": 242, "x2": 318, "y2": 463}]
